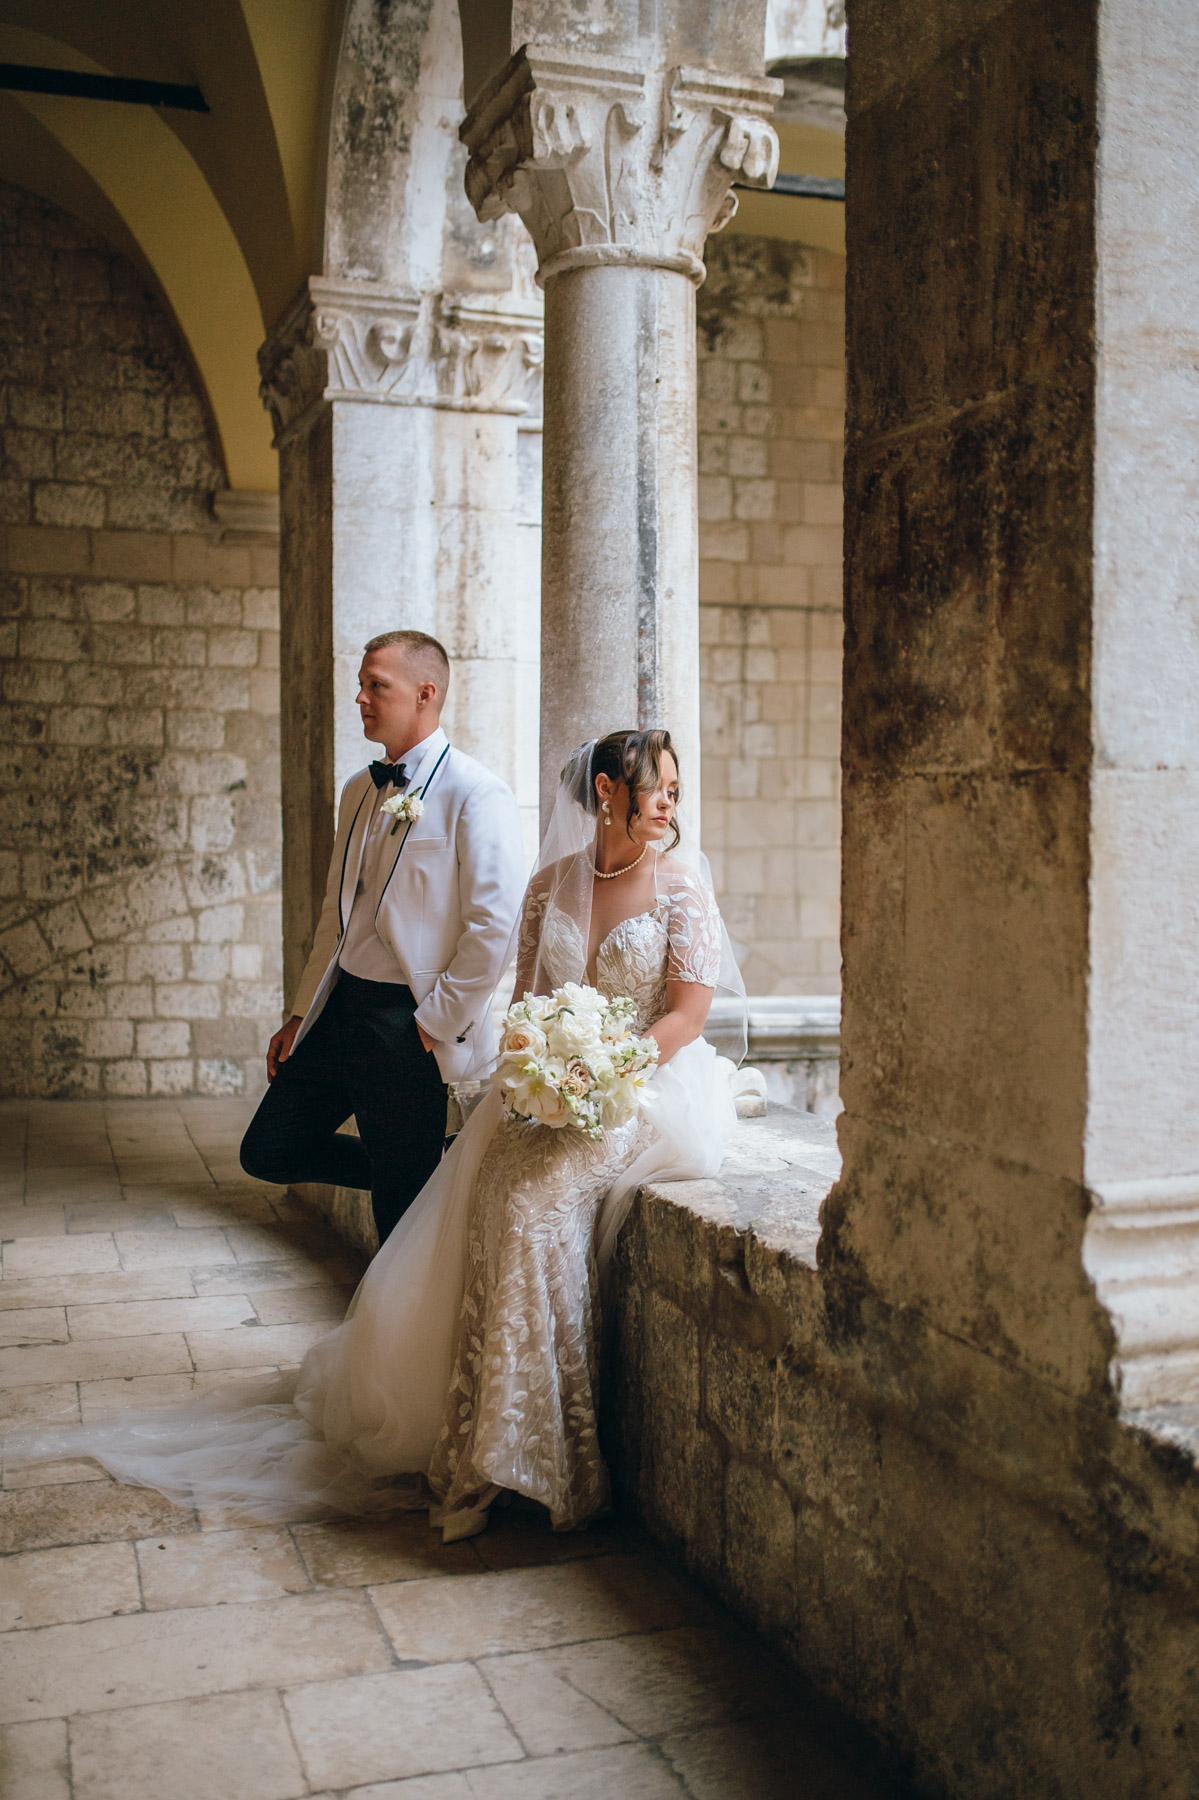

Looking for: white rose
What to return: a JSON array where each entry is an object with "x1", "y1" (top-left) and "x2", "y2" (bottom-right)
[
  {"x1": 500, "y1": 1020, "x2": 548, "y2": 1061},
  {"x1": 559, "y1": 982, "x2": 606, "y2": 1016},
  {"x1": 551, "y1": 1007, "x2": 604, "y2": 1058}
]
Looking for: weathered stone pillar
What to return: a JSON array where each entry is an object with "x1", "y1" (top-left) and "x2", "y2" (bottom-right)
[
  {"x1": 258, "y1": 281, "x2": 542, "y2": 1003},
  {"x1": 461, "y1": 52, "x2": 780, "y2": 813},
  {"x1": 835, "y1": 0, "x2": 1199, "y2": 1411}
]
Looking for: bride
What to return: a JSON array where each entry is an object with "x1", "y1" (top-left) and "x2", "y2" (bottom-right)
[{"x1": 6, "y1": 729, "x2": 746, "y2": 1540}]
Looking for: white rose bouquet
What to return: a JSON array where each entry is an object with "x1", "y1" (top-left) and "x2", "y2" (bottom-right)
[{"x1": 495, "y1": 983, "x2": 659, "y2": 1138}]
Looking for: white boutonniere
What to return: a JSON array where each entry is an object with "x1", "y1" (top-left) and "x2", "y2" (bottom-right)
[{"x1": 380, "y1": 790, "x2": 425, "y2": 835}]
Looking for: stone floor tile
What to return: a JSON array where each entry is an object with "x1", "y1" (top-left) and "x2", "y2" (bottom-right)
[
  {"x1": 519, "y1": 1626, "x2": 798, "y2": 1740},
  {"x1": 0, "y1": 1333, "x2": 192, "y2": 1388},
  {"x1": 0, "y1": 1101, "x2": 877, "y2": 1800},
  {"x1": 114, "y1": 1230, "x2": 232, "y2": 1270},
  {"x1": 344, "y1": 1778, "x2": 473, "y2": 1800},
  {"x1": 0, "y1": 1270, "x2": 196, "y2": 1311},
  {"x1": 2, "y1": 1458, "x2": 111, "y2": 1491},
  {"x1": 0, "y1": 1480, "x2": 192, "y2": 1553},
  {"x1": 660, "y1": 1714, "x2": 892, "y2": 1800},
  {"x1": 283, "y1": 1665, "x2": 524, "y2": 1790},
  {"x1": 23, "y1": 1162, "x2": 114, "y2": 1186},
  {"x1": 251, "y1": 1284, "x2": 356, "y2": 1325},
  {"x1": 170, "y1": 1193, "x2": 280, "y2": 1227},
  {"x1": 78, "y1": 1374, "x2": 196, "y2": 1418},
  {"x1": 111, "y1": 1155, "x2": 211, "y2": 1181},
  {"x1": 2, "y1": 1236, "x2": 119, "y2": 1279},
  {"x1": 0, "y1": 1384, "x2": 80, "y2": 1430},
  {"x1": 119, "y1": 1180, "x2": 221, "y2": 1204},
  {"x1": 69, "y1": 1689, "x2": 309, "y2": 1800},
  {"x1": 462, "y1": 1744, "x2": 688, "y2": 1799},
  {"x1": 136, "y1": 1527, "x2": 311, "y2": 1608},
  {"x1": 0, "y1": 1309, "x2": 68, "y2": 1347},
  {"x1": 223, "y1": 1224, "x2": 321, "y2": 1263},
  {"x1": 470, "y1": 1507, "x2": 630, "y2": 1573},
  {"x1": 192, "y1": 1256, "x2": 363, "y2": 1296},
  {"x1": 0, "y1": 1207, "x2": 66, "y2": 1240},
  {"x1": 186, "y1": 1321, "x2": 330, "y2": 1369},
  {"x1": 65, "y1": 1202, "x2": 178, "y2": 1234},
  {"x1": 79, "y1": 1368, "x2": 266, "y2": 1420},
  {"x1": 292, "y1": 1516, "x2": 480, "y2": 1587},
  {"x1": 371, "y1": 1555, "x2": 709, "y2": 1663},
  {"x1": 0, "y1": 1589, "x2": 393, "y2": 1722},
  {"x1": 0, "y1": 1539, "x2": 141, "y2": 1630},
  {"x1": 66, "y1": 1295, "x2": 255, "y2": 1340},
  {"x1": 0, "y1": 1717, "x2": 71, "y2": 1800},
  {"x1": 478, "y1": 1649, "x2": 638, "y2": 1757},
  {"x1": 24, "y1": 1167, "x2": 117, "y2": 1199}
]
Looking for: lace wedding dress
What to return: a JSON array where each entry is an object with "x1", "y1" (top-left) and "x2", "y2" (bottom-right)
[
  {"x1": 5, "y1": 858, "x2": 736, "y2": 1532},
  {"x1": 426, "y1": 863, "x2": 725, "y2": 1529}
]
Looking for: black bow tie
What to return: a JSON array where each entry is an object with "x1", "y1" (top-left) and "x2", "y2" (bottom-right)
[{"x1": 369, "y1": 760, "x2": 408, "y2": 791}]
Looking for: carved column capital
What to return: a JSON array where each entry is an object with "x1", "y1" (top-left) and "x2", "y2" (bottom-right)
[
  {"x1": 461, "y1": 48, "x2": 781, "y2": 286},
  {"x1": 259, "y1": 277, "x2": 545, "y2": 443}
]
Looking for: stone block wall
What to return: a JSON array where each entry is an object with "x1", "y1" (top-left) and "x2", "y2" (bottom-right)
[
  {"x1": 611, "y1": 1160, "x2": 1199, "y2": 1799},
  {"x1": 697, "y1": 236, "x2": 844, "y2": 997},
  {"x1": 0, "y1": 183, "x2": 282, "y2": 1101}
]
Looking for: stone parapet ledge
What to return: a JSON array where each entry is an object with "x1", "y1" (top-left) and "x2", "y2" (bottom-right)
[
  {"x1": 607, "y1": 1116, "x2": 1199, "y2": 1790},
  {"x1": 289, "y1": 1091, "x2": 838, "y2": 1265},
  {"x1": 637, "y1": 1103, "x2": 840, "y2": 1271},
  {"x1": 710, "y1": 996, "x2": 841, "y2": 1114},
  {"x1": 709, "y1": 995, "x2": 840, "y2": 1061}
]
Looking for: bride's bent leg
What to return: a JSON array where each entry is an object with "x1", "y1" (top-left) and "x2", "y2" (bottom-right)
[{"x1": 426, "y1": 1114, "x2": 642, "y2": 1533}]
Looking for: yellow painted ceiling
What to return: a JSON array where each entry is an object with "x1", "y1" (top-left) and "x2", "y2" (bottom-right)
[
  {"x1": 0, "y1": 5, "x2": 842, "y2": 496},
  {"x1": 726, "y1": 119, "x2": 845, "y2": 257},
  {"x1": 0, "y1": 3, "x2": 341, "y2": 494}
]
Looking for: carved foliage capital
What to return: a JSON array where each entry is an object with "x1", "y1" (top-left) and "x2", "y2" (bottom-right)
[
  {"x1": 258, "y1": 279, "x2": 544, "y2": 441},
  {"x1": 461, "y1": 49, "x2": 781, "y2": 285}
]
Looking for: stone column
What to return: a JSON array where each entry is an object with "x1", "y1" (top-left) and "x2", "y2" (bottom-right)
[
  {"x1": 461, "y1": 51, "x2": 780, "y2": 815},
  {"x1": 259, "y1": 280, "x2": 543, "y2": 1003},
  {"x1": 835, "y1": 0, "x2": 1199, "y2": 1415}
]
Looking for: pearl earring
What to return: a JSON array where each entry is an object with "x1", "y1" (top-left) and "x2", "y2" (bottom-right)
[{"x1": 601, "y1": 800, "x2": 611, "y2": 826}]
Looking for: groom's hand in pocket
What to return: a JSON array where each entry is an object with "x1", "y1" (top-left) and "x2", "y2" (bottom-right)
[
  {"x1": 416, "y1": 1021, "x2": 436, "y2": 1055},
  {"x1": 267, "y1": 1014, "x2": 302, "y2": 1082}
]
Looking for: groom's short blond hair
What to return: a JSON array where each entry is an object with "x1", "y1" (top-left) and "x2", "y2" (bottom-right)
[{"x1": 363, "y1": 629, "x2": 450, "y2": 696}]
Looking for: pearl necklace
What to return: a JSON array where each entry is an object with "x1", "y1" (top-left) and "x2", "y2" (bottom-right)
[{"x1": 593, "y1": 842, "x2": 649, "y2": 880}]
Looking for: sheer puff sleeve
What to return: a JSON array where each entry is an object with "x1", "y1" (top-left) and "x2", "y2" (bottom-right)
[{"x1": 663, "y1": 861, "x2": 724, "y2": 986}]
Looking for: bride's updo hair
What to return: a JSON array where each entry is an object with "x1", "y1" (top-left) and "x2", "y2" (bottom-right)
[{"x1": 565, "y1": 729, "x2": 682, "y2": 851}]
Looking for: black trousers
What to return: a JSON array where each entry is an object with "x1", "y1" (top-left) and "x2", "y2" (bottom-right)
[{"x1": 240, "y1": 973, "x2": 447, "y2": 1246}]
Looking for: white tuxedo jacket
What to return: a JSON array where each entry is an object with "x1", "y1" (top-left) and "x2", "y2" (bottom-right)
[{"x1": 291, "y1": 734, "x2": 526, "y2": 1084}]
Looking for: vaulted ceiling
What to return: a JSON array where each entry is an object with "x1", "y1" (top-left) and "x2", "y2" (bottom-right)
[
  {"x1": 0, "y1": 0, "x2": 343, "y2": 492},
  {"x1": 0, "y1": 0, "x2": 844, "y2": 498}
]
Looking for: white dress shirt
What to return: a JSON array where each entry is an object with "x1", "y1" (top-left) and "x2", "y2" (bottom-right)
[{"x1": 339, "y1": 729, "x2": 444, "y2": 985}]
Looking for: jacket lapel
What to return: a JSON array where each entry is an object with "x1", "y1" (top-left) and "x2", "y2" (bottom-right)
[
  {"x1": 337, "y1": 777, "x2": 375, "y2": 936},
  {"x1": 374, "y1": 740, "x2": 451, "y2": 923}
]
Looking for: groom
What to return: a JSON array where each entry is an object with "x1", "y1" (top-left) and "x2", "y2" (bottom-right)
[{"x1": 240, "y1": 630, "x2": 527, "y2": 1245}]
